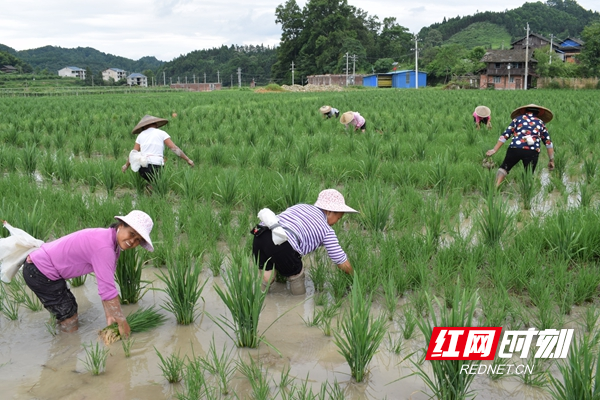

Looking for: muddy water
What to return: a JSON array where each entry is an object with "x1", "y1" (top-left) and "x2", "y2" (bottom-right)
[{"x1": 2, "y1": 267, "x2": 551, "y2": 400}]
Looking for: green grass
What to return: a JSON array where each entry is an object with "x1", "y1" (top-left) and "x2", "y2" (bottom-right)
[{"x1": 80, "y1": 342, "x2": 109, "y2": 375}]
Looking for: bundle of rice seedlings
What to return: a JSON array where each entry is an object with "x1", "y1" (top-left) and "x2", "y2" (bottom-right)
[{"x1": 99, "y1": 306, "x2": 166, "y2": 345}]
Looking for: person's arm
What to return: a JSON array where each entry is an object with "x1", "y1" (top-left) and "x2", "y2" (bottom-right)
[
  {"x1": 122, "y1": 143, "x2": 141, "y2": 172},
  {"x1": 164, "y1": 138, "x2": 194, "y2": 167},
  {"x1": 547, "y1": 147, "x2": 555, "y2": 171},
  {"x1": 337, "y1": 259, "x2": 353, "y2": 274},
  {"x1": 486, "y1": 140, "x2": 504, "y2": 157},
  {"x1": 102, "y1": 296, "x2": 130, "y2": 338}
]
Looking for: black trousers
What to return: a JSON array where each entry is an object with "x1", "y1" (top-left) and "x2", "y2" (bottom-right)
[{"x1": 252, "y1": 227, "x2": 302, "y2": 277}]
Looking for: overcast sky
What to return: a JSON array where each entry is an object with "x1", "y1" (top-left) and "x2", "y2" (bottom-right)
[{"x1": 1, "y1": 0, "x2": 597, "y2": 62}]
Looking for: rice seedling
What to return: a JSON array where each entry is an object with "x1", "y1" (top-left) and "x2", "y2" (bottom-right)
[
  {"x1": 579, "y1": 306, "x2": 600, "y2": 334},
  {"x1": 357, "y1": 184, "x2": 392, "y2": 232},
  {"x1": 516, "y1": 166, "x2": 536, "y2": 210},
  {"x1": 111, "y1": 139, "x2": 122, "y2": 159},
  {"x1": 412, "y1": 285, "x2": 479, "y2": 400},
  {"x1": 176, "y1": 168, "x2": 203, "y2": 201},
  {"x1": 572, "y1": 265, "x2": 600, "y2": 305},
  {"x1": 99, "y1": 305, "x2": 167, "y2": 345},
  {"x1": 115, "y1": 248, "x2": 149, "y2": 304},
  {"x1": 518, "y1": 352, "x2": 549, "y2": 387},
  {"x1": 382, "y1": 273, "x2": 397, "y2": 321},
  {"x1": 207, "y1": 247, "x2": 225, "y2": 277},
  {"x1": 544, "y1": 210, "x2": 584, "y2": 261},
  {"x1": 0, "y1": 284, "x2": 19, "y2": 320},
  {"x1": 209, "y1": 256, "x2": 271, "y2": 348},
  {"x1": 578, "y1": 180, "x2": 595, "y2": 208},
  {"x1": 55, "y1": 154, "x2": 73, "y2": 185},
  {"x1": 476, "y1": 191, "x2": 514, "y2": 247},
  {"x1": 199, "y1": 337, "x2": 236, "y2": 395},
  {"x1": 554, "y1": 152, "x2": 567, "y2": 177},
  {"x1": 328, "y1": 267, "x2": 352, "y2": 302},
  {"x1": 256, "y1": 147, "x2": 271, "y2": 168},
  {"x1": 176, "y1": 356, "x2": 215, "y2": 400},
  {"x1": 422, "y1": 199, "x2": 444, "y2": 251},
  {"x1": 412, "y1": 135, "x2": 427, "y2": 161},
  {"x1": 277, "y1": 172, "x2": 312, "y2": 209},
  {"x1": 156, "y1": 255, "x2": 206, "y2": 325},
  {"x1": 583, "y1": 156, "x2": 596, "y2": 184},
  {"x1": 214, "y1": 173, "x2": 239, "y2": 206},
  {"x1": 548, "y1": 332, "x2": 600, "y2": 399},
  {"x1": 149, "y1": 166, "x2": 171, "y2": 197},
  {"x1": 307, "y1": 258, "x2": 328, "y2": 293},
  {"x1": 481, "y1": 286, "x2": 513, "y2": 327},
  {"x1": 69, "y1": 275, "x2": 87, "y2": 287},
  {"x1": 387, "y1": 332, "x2": 403, "y2": 355},
  {"x1": 83, "y1": 133, "x2": 94, "y2": 158},
  {"x1": 430, "y1": 152, "x2": 450, "y2": 197},
  {"x1": 278, "y1": 363, "x2": 294, "y2": 388},
  {"x1": 237, "y1": 356, "x2": 271, "y2": 400},
  {"x1": 20, "y1": 143, "x2": 37, "y2": 177},
  {"x1": 487, "y1": 356, "x2": 511, "y2": 381},
  {"x1": 121, "y1": 337, "x2": 135, "y2": 357},
  {"x1": 80, "y1": 341, "x2": 109, "y2": 375},
  {"x1": 155, "y1": 347, "x2": 186, "y2": 383},
  {"x1": 294, "y1": 142, "x2": 312, "y2": 172},
  {"x1": 317, "y1": 298, "x2": 342, "y2": 336},
  {"x1": 333, "y1": 274, "x2": 387, "y2": 382},
  {"x1": 402, "y1": 307, "x2": 417, "y2": 340},
  {"x1": 45, "y1": 314, "x2": 58, "y2": 336}
]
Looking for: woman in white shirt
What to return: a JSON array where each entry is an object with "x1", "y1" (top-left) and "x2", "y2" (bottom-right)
[{"x1": 122, "y1": 115, "x2": 194, "y2": 181}]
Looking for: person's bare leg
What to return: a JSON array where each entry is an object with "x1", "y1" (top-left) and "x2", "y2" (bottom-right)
[
  {"x1": 496, "y1": 168, "x2": 507, "y2": 187},
  {"x1": 59, "y1": 313, "x2": 79, "y2": 333}
]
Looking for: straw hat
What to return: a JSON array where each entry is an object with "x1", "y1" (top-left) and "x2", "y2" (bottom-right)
[
  {"x1": 320, "y1": 105, "x2": 332, "y2": 114},
  {"x1": 114, "y1": 210, "x2": 155, "y2": 252},
  {"x1": 474, "y1": 106, "x2": 491, "y2": 118},
  {"x1": 314, "y1": 189, "x2": 358, "y2": 213},
  {"x1": 511, "y1": 104, "x2": 553, "y2": 123},
  {"x1": 131, "y1": 115, "x2": 169, "y2": 135},
  {"x1": 340, "y1": 111, "x2": 355, "y2": 125}
]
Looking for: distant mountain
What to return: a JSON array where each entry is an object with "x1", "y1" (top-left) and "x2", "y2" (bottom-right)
[
  {"x1": 419, "y1": 0, "x2": 600, "y2": 49},
  {"x1": 0, "y1": 44, "x2": 164, "y2": 75}
]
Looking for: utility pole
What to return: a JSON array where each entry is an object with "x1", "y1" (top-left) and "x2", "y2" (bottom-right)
[
  {"x1": 290, "y1": 61, "x2": 295, "y2": 85},
  {"x1": 345, "y1": 53, "x2": 349, "y2": 86},
  {"x1": 524, "y1": 22, "x2": 529, "y2": 90},
  {"x1": 204, "y1": 72, "x2": 206, "y2": 84},
  {"x1": 414, "y1": 34, "x2": 419, "y2": 89},
  {"x1": 163, "y1": 71, "x2": 166, "y2": 86},
  {"x1": 185, "y1": 76, "x2": 187, "y2": 84},
  {"x1": 237, "y1": 67, "x2": 242, "y2": 88},
  {"x1": 549, "y1": 34, "x2": 554, "y2": 65},
  {"x1": 193, "y1": 74, "x2": 195, "y2": 84},
  {"x1": 351, "y1": 54, "x2": 357, "y2": 85},
  {"x1": 217, "y1": 70, "x2": 220, "y2": 84},
  {"x1": 170, "y1": 77, "x2": 172, "y2": 85},
  {"x1": 231, "y1": 74, "x2": 233, "y2": 88}
]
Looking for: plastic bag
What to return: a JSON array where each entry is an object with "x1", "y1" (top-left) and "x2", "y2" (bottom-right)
[
  {"x1": 257, "y1": 209, "x2": 288, "y2": 245},
  {"x1": 128, "y1": 150, "x2": 149, "y2": 172},
  {"x1": 0, "y1": 221, "x2": 44, "y2": 283}
]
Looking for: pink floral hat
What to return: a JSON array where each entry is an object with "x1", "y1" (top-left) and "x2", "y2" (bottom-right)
[
  {"x1": 114, "y1": 210, "x2": 154, "y2": 252},
  {"x1": 314, "y1": 189, "x2": 358, "y2": 213}
]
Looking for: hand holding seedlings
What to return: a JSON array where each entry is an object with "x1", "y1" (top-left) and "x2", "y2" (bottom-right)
[{"x1": 252, "y1": 189, "x2": 358, "y2": 295}]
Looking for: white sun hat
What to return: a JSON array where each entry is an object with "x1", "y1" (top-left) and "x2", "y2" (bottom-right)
[
  {"x1": 340, "y1": 111, "x2": 355, "y2": 125},
  {"x1": 114, "y1": 210, "x2": 155, "y2": 252},
  {"x1": 131, "y1": 115, "x2": 169, "y2": 135},
  {"x1": 314, "y1": 189, "x2": 358, "y2": 213}
]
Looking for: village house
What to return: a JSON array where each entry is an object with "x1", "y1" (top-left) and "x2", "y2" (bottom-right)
[
  {"x1": 479, "y1": 49, "x2": 537, "y2": 90},
  {"x1": 102, "y1": 68, "x2": 127, "y2": 82},
  {"x1": 58, "y1": 66, "x2": 86, "y2": 79},
  {"x1": 557, "y1": 37, "x2": 584, "y2": 63},
  {"x1": 127, "y1": 73, "x2": 147, "y2": 87},
  {"x1": 1, "y1": 65, "x2": 18, "y2": 73}
]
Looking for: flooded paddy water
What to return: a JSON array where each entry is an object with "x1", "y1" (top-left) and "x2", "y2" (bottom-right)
[{"x1": 1, "y1": 265, "x2": 558, "y2": 400}]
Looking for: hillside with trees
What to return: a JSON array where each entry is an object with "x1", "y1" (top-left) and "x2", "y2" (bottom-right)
[
  {"x1": 156, "y1": 45, "x2": 277, "y2": 86},
  {"x1": 0, "y1": 44, "x2": 164, "y2": 76},
  {"x1": 0, "y1": 51, "x2": 33, "y2": 73},
  {"x1": 271, "y1": 0, "x2": 599, "y2": 85}
]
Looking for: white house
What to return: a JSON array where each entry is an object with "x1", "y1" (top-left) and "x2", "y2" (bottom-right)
[
  {"x1": 102, "y1": 68, "x2": 127, "y2": 82},
  {"x1": 127, "y1": 73, "x2": 147, "y2": 87},
  {"x1": 58, "y1": 66, "x2": 85, "y2": 79}
]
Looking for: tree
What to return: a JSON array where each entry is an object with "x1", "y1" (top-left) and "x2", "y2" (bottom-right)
[
  {"x1": 373, "y1": 58, "x2": 394, "y2": 73},
  {"x1": 579, "y1": 21, "x2": 600, "y2": 77},
  {"x1": 426, "y1": 44, "x2": 467, "y2": 83},
  {"x1": 84, "y1": 66, "x2": 93, "y2": 86}
]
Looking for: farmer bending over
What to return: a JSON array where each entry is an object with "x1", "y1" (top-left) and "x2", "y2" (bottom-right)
[
  {"x1": 23, "y1": 210, "x2": 154, "y2": 334},
  {"x1": 251, "y1": 189, "x2": 357, "y2": 295}
]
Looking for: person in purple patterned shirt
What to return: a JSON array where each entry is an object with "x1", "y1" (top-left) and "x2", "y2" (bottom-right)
[
  {"x1": 251, "y1": 189, "x2": 358, "y2": 295},
  {"x1": 486, "y1": 104, "x2": 555, "y2": 187},
  {"x1": 23, "y1": 211, "x2": 154, "y2": 335}
]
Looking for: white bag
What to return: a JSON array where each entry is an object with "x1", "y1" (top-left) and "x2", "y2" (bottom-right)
[
  {"x1": 128, "y1": 150, "x2": 149, "y2": 172},
  {"x1": 257, "y1": 209, "x2": 288, "y2": 245},
  {"x1": 0, "y1": 221, "x2": 44, "y2": 283}
]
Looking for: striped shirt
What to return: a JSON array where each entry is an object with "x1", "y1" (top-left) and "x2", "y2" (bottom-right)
[{"x1": 277, "y1": 204, "x2": 348, "y2": 265}]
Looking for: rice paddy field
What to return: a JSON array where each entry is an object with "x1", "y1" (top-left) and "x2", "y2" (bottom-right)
[{"x1": 1, "y1": 87, "x2": 600, "y2": 399}]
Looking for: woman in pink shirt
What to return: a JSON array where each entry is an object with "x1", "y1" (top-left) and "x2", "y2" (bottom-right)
[
  {"x1": 340, "y1": 111, "x2": 367, "y2": 132},
  {"x1": 473, "y1": 106, "x2": 492, "y2": 130},
  {"x1": 23, "y1": 210, "x2": 154, "y2": 335}
]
